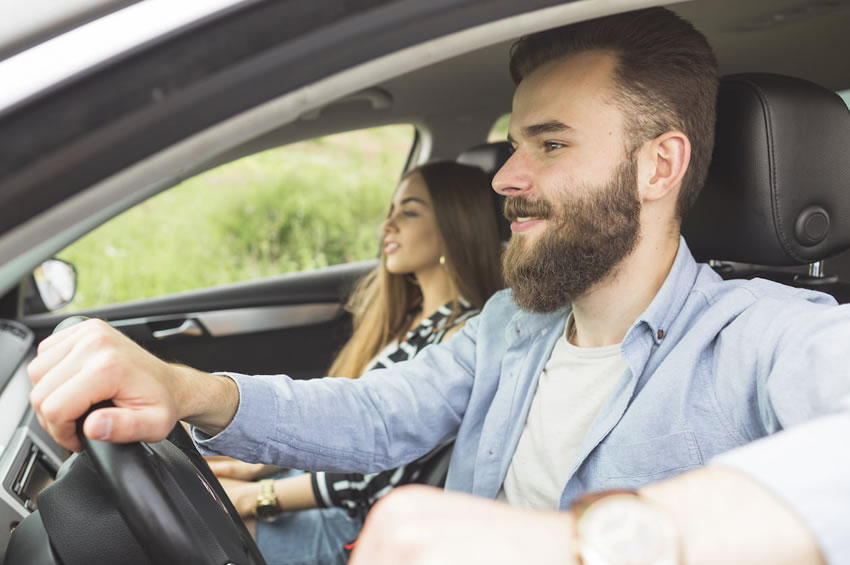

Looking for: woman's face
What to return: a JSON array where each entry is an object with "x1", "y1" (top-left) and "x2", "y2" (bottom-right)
[{"x1": 381, "y1": 173, "x2": 443, "y2": 276}]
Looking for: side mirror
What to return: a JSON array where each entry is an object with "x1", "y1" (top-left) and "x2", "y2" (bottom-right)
[{"x1": 24, "y1": 259, "x2": 78, "y2": 314}]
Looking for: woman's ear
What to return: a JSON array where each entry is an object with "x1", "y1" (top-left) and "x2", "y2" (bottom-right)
[{"x1": 637, "y1": 131, "x2": 691, "y2": 204}]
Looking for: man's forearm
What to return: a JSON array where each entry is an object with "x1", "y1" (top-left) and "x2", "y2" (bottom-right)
[
  {"x1": 174, "y1": 366, "x2": 240, "y2": 437},
  {"x1": 639, "y1": 466, "x2": 825, "y2": 565}
]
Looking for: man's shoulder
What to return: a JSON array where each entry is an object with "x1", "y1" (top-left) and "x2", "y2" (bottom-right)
[
  {"x1": 484, "y1": 288, "x2": 519, "y2": 312},
  {"x1": 480, "y1": 288, "x2": 552, "y2": 319},
  {"x1": 691, "y1": 266, "x2": 838, "y2": 311},
  {"x1": 481, "y1": 288, "x2": 519, "y2": 313}
]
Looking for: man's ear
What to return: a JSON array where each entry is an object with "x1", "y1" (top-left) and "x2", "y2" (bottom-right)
[{"x1": 637, "y1": 131, "x2": 691, "y2": 203}]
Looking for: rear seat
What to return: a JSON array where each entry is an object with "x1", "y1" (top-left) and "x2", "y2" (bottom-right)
[{"x1": 457, "y1": 141, "x2": 512, "y2": 242}]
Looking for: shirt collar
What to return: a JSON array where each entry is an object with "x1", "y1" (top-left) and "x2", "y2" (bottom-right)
[
  {"x1": 628, "y1": 235, "x2": 700, "y2": 346},
  {"x1": 505, "y1": 292, "x2": 569, "y2": 346}
]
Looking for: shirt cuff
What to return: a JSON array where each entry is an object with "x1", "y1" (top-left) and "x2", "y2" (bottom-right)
[
  {"x1": 711, "y1": 410, "x2": 850, "y2": 565},
  {"x1": 191, "y1": 372, "x2": 280, "y2": 461}
]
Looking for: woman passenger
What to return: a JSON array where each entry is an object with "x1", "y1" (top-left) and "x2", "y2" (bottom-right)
[{"x1": 211, "y1": 160, "x2": 504, "y2": 565}]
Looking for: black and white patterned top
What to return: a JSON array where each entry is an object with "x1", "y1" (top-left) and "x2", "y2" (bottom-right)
[{"x1": 310, "y1": 298, "x2": 478, "y2": 517}]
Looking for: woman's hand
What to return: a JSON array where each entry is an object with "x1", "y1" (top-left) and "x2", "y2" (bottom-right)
[
  {"x1": 218, "y1": 477, "x2": 262, "y2": 519},
  {"x1": 206, "y1": 456, "x2": 278, "y2": 481}
]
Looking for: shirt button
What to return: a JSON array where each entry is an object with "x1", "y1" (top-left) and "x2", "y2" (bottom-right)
[
  {"x1": 541, "y1": 328, "x2": 548, "y2": 336},
  {"x1": 489, "y1": 450, "x2": 494, "y2": 455},
  {"x1": 657, "y1": 329, "x2": 665, "y2": 339}
]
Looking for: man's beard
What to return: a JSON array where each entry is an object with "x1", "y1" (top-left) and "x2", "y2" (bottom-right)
[{"x1": 502, "y1": 156, "x2": 641, "y2": 313}]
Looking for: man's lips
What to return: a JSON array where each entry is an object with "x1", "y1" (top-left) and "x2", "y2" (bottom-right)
[{"x1": 510, "y1": 217, "x2": 544, "y2": 232}]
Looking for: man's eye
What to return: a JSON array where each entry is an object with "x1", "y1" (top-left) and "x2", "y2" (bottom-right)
[{"x1": 543, "y1": 141, "x2": 565, "y2": 152}]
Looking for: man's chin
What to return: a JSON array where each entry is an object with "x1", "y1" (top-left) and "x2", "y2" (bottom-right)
[
  {"x1": 506, "y1": 231, "x2": 540, "y2": 254},
  {"x1": 510, "y1": 286, "x2": 572, "y2": 313}
]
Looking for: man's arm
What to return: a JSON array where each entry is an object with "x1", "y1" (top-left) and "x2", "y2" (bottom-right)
[
  {"x1": 350, "y1": 465, "x2": 825, "y2": 565},
  {"x1": 192, "y1": 312, "x2": 482, "y2": 473},
  {"x1": 28, "y1": 310, "x2": 481, "y2": 470},
  {"x1": 639, "y1": 467, "x2": 825, "y2": 565},
  {"x1": 351, "y1": 402, "x2": 850, "y2": 565},
  {"x1": 27, "y1": 318, "x2": 239, "y2": 451}
]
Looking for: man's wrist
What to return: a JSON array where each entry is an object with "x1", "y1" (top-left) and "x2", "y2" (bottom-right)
[
  {"x1": 176, "y1": 367, "x2": 239, "y2": 435},
  {"x1": 569, "y1": 489, "x2": 680, "y2": 565}
]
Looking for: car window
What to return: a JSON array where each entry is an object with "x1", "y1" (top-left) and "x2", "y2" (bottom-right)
[
  {"x1": 840, "y1": 89, "x2": 850, "y2": 108},
  {"x1": 54, "y1": 124, "x2": 414, "y2": 311},
  {"x1": 487, "y1": 113, "x2": 510, "y2": 142}
]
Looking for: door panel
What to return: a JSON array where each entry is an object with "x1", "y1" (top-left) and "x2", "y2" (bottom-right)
[{"x1": 23, "y1": 260, "x2": 374, "y2": 379}]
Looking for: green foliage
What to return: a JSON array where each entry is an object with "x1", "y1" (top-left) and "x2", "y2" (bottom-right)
[{"x1": 59, "y1": 125, "x2": 412, "y2": 310}]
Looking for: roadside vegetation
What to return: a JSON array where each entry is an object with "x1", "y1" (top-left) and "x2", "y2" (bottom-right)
[{"x1": 59, "y1": 125, "x2": 412, "y2": 310}]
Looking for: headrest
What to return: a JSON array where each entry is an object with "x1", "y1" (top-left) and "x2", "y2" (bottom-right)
[
  {"x1": 457, "y1": 141, "x2": 513, "y2": 241},
  {"x1": 457, "y1": 141, "x2": 513, "y2": 177},
  {"x1": 682, "y1": 73, "x2": 850, "y2": 266}
]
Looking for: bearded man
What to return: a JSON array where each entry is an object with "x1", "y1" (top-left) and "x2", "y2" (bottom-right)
[{"x1": 29, "y1": 7, "x2": 849, "y2": 565}]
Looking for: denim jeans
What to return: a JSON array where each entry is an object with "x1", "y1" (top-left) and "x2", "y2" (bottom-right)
[{"x1": 255, "y1": 471, "x2": 364, "y2": 565}]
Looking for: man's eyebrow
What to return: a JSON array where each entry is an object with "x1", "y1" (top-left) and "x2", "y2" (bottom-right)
[{"x1": 521, "y1": 120, "x2": 575, "y2": 138}]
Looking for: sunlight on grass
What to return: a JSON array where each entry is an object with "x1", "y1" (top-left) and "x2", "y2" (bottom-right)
[{"x1": 58, "y1": 125, "x2": 413, "y2": 310}]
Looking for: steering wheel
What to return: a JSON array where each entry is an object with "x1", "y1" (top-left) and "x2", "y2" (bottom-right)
[{"x1": 44, "y1": 317, "x2": 267, "y2": 565}]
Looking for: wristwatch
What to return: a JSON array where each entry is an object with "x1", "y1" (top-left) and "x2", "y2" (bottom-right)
[
  {"x1": 254, "y1": 478, "x2": 281, "y2": 522},
  {"x1": 569, "y1": 490, "x2": 680, "y2": 565}
]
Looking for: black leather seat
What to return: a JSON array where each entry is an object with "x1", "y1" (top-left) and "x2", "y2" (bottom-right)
[
  {"x1": 411, "y1": 438, "x2": 455, "y2": 488},
  {"x1": 683, "y1": 73, "x2": 850, "y2": 301}
]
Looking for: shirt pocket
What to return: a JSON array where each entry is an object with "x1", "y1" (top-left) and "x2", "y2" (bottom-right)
[{"x1": 586, "y1": 431, "x2": 704, "y2": 487}]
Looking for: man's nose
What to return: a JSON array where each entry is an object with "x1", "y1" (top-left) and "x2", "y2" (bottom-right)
[{"x1": 492, "y1": 150, "x2": 533, "y2": 196}]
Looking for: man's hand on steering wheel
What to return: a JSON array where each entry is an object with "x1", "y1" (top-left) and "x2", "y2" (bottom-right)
[{"x1": 27, "y1": 317, "x2": 236, "y2": 451}]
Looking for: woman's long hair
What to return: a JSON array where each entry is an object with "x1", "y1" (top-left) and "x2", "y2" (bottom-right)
[{"x1": 327, "y1": 161, "x2": 504, "y2": 378}]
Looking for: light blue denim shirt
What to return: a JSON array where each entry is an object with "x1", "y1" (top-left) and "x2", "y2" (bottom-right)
[{"x1": 196, "y1": 237, "x2": 850, "y2": 563}]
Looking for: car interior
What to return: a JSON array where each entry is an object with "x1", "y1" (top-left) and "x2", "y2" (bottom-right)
[{"x1": 0, "y1": 0, "x2": 849, "y2": 563}]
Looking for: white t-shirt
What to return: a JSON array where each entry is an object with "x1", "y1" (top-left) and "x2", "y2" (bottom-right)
[{"x1": 498, "y1": 316, "x2": 627, "y2": 508}]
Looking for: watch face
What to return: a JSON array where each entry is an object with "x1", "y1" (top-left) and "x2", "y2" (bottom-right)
[
  {"x1": 255, "y1": 503, "x2": 280, "y2": 522},
  {"x1": 577, "y1": 495, "x2": 679, "y2": 565}
]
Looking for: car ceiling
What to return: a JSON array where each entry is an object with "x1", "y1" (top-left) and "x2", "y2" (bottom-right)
[
  {"x1": 0, "y1": 0, "x2": 139, "y2": 61},
  {"x1": 211, "y1": 0, "x2": 850, "y2": 171}
]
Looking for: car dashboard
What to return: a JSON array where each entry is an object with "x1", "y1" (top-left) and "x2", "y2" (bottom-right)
[{"x1": 0, "y1": 320, "x2": 67, "y2": 561}]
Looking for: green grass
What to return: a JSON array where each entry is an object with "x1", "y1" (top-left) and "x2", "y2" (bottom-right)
[{"x1": 58, "y1": 125, "x2": 413, "y2": 310}]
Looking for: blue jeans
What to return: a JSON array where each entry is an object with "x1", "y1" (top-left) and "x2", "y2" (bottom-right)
[{"x1": 255, "y1": 471, "x2": 364, "y2": 565}]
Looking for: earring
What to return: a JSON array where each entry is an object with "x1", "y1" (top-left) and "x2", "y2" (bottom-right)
[{"x1": 439, "y1": 255, "x2": 446, "y2": 266}]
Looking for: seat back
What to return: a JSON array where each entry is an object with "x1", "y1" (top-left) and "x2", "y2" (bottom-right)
[
  {"x1": 410, "y1": 438, "x2": 455, "y2": 488},
  {"x1": 682, "y1": 73, "x2": 850, "y2": 300}
]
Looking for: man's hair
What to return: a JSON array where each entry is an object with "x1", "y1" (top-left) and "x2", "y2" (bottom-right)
[{"x1": 509, "y1": 8, "x2": 718, "y2": 219}]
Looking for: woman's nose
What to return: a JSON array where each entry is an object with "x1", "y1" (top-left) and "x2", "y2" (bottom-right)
[{"x1": 381, "y1": 216, "x2": 396, "y2": 234}]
